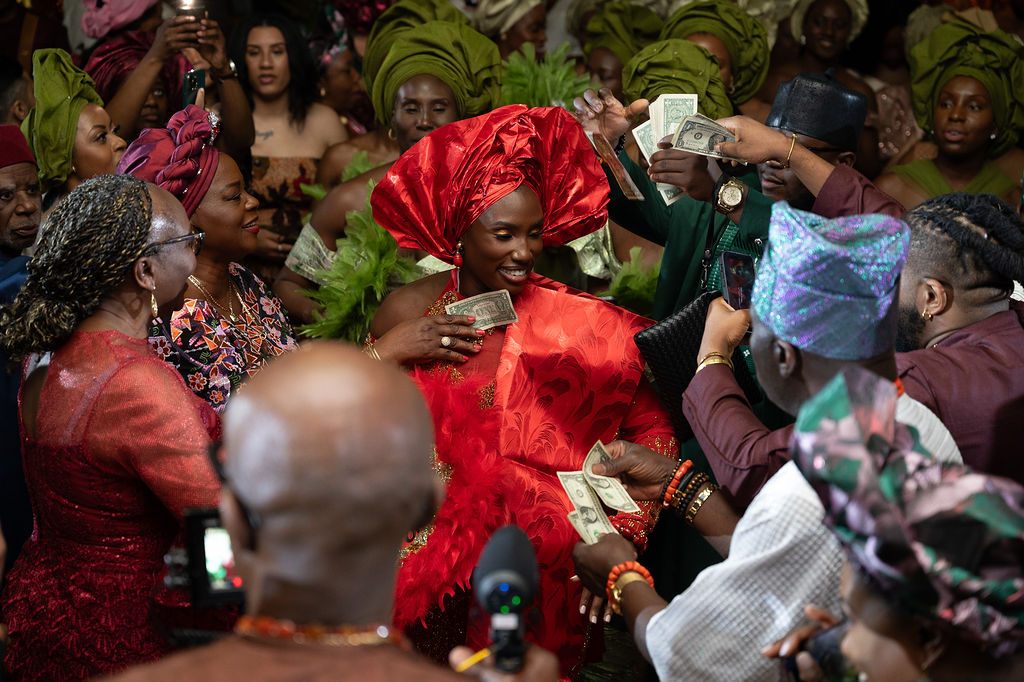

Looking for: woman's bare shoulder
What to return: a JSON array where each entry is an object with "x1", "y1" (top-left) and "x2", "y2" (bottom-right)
[{"x1": 371, "y1": 271, "x2": 451, "y2": 337}]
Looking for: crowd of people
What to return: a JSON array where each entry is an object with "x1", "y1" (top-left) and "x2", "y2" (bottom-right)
[{"x1": 0, "y1": 0, "x2": 1022, "y2": 680}]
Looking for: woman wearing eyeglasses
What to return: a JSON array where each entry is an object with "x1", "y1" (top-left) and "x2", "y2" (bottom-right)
[
  {"x1": 0, "y1": 174, "x2": 222, "y2": 680},
  {"x1": 118, "y1": 105, "x2": 299, "y2": 412}
]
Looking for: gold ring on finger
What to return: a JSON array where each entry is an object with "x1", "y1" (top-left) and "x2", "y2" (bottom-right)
[{"x1": 440, "y1": 335, "x2": 452, "y2": 348}]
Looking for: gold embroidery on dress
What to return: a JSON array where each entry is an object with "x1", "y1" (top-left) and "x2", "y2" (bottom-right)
[
  {"x1": 478, "y1": 379, "x2": 496, "y2": 410},
  {"x1": 399, "y1": 447, "x2": 449, "y2": 561}
]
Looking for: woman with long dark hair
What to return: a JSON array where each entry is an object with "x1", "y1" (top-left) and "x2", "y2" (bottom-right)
[{"x1": 230, "y1": 14, "x2": 346, "y2": 282}]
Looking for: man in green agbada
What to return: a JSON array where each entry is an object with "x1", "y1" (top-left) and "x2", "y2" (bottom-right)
[
  {"x1": 659, "y1": 0, "x2": 770, "y2": 106},
  {"x1": 361, "y1": 0, "x2": 469, "y2": 94},
  {"x1": 370, "y1": 21, "x2": 502, "y2": 133},
  {"x1": 22, "y1": 48, "x2": 103, "y2": 194}
]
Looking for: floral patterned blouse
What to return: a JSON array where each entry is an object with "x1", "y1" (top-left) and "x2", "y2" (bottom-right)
[{"x1": 149, "y1": 262, "x2": 299, "y2": 412}]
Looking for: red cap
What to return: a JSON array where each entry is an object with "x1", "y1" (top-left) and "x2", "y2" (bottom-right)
[{"x1": 0, "y1": 125, "x2": 36, "y2": 170}]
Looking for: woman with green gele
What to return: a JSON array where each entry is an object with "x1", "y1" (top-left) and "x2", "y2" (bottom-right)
[
  {"x1": 21, "y1": 49, "x2": 127, "y2": 213},
  {"x1": 582, "y1": 0, "x2": 661, "y2": 102},
  {"x1": 877, "y1": 18, "x2": 1024, "y2": 210}
]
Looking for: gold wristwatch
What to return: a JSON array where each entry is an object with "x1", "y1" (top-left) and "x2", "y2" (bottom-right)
[{"x1": 714, "y1": 175, "x2": 746, "y2": 214}]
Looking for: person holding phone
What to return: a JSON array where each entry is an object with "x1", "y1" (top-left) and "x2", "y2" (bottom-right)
[{"x1": 85, "y1": 9, "x2": 254, "y2": 161}]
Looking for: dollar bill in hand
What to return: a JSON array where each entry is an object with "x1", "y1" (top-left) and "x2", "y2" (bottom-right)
[
  {"x1": 285, "y1": 224, "x2": 336, "y2": 286},
  {"x1": 583, "y1": 442, "x2": 641, "y2": 513},
  {"x1": 672, "y1": 115, "x2": 740, "y2": 162},
  {"x1": 659, "y1": 94, "x2": 698, "y2": 140},
  {"x1": 445, "y1": 289, "x2": 519, "y2": 330},
  {"x1": 632, "y1": 121, "x2": 685, "y2": 206},
  {"x1": 558, "y1": 471, "x2": 618, "y2": 543}
]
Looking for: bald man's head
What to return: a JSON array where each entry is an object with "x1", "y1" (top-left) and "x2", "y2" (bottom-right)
[{"x1": 222, "y1": 343, "x2": 436, "y2": 558}]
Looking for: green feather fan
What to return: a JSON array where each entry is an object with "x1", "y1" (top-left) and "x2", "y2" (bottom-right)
[{"x1": 298, "y1": 181, "x2": 421, "y2": 343}]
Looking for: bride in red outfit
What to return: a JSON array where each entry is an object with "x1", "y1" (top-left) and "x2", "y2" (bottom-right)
[
  {"x1": 368, "y1": 105, "x2": 677, "y2": 674},
  {"x1": 0, "y1": 175, "x2": 221, "y2": 680}
]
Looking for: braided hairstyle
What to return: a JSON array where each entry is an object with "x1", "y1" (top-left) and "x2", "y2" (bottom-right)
[
  {"x1": 904, "y1": 192, "x2": 1024, "y2": 296},
  {"x1": 0, "y1": 174, "x2": 153, "y2": 363}
]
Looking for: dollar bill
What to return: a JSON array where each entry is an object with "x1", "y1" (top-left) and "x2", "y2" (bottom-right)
[
  {"x1": 587, "y1": 131, "x2": 644, "y2": 201},
  {"x1": 445, "y1": 289, "x2": 518, "y2": 330},
  {"x1": 567, "y1": 510, "x2": 615, "y2": 544},
  {"x1": 285, "y1": 223, "x2": 336, "y2": 286},
  {"x1": 660, "y1": 94, "x2": 698, "y2": 140},
  {"x1": 583, "y1": 442, "x2": 640, "y2": 513},
  {"x1": 672, "y1": 115, "x2": 737, "y2": 161},
  {"x1": 632, "y1": 119, "x2": 658, "y2": 164},
  {"x1": 648, "y1": 96, "x2": 664, "y2": 145},
  {"x1": 632, "y1": 120, "x2": 685, "y2": 206}
]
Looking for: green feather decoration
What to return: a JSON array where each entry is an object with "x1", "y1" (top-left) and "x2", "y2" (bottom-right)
[
  {"x1": 341, "y1": 150, "x2": 375, "y2": 183},
  {"x1": 500, "y1": 42, "x2": 593, "y2": 109},
  {"x1": 601, "y1": 247, "x2": 661, "y2": 318},
  {"x1": 298, "y1": 181, "x2": 422, "y2": 343}
]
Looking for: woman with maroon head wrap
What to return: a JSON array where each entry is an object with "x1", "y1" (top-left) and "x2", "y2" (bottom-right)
[
  {"x1": 118, "y1": 105, "x2": 298, "y2": 412},
  {"x1": 368, "y1": 104, "x2": 677, "y2": 674}
]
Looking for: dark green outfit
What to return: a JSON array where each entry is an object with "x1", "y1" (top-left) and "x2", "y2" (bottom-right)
[
  {"x1": 608, "y1": 153, "x2": 771, "y2": 320},
  {"x1": 892, "y1": 158, "x2": 1018, "y2": 199}
]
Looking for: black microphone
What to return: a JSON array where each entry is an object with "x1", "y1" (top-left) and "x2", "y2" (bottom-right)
[{"x1": 472, "y1": 524, "x2": 539, "y2": 673}]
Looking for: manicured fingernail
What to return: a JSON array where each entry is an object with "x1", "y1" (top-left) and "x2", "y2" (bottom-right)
[
  {"x1": 604, "y1": 612, "x2": 612, "y2": 623},
  {"x1": 476, "y1": 329, "x2": 485, "y2": 336},
  {"x1": 779, "y1": 642, "x2": 793, "y2": 657},
  {"x1": 460, "y1": 355, "x2": 468, "y2": 362},
  {"x1": 759, "y1": 645, "x2": 772, "y2": 655},
  {"x1": 468, "y1": 316, "x2": 476, "y2": 322},
  {"x1": 473, "y1": 344, "x2": 482, "y2": 351},
  {"x1": 580, "y1": 603, "x2": 587, "y2": 614}
]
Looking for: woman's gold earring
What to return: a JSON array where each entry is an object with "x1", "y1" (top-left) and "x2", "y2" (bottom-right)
[
  {"x1": 387, "y1": 128, "x2": 397, "y2": 141},
  {"x1": 319, "y1": 86, "x2": 327, "y2": 98},
  {"x1": 151, "y1": 289, "x2": 159, "y2": 318}
]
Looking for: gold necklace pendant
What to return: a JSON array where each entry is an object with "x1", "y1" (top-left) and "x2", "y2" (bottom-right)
[{"x1": 189, "y1": 275, "x2": 239, "y2": 322}]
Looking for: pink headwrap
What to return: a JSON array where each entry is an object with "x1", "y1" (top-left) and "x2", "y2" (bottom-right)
[
  {"x1": 116, "y1": 105, "x2": 220, "y2": 217},
  {"x1": 82, "y1": 0, "x2": 160, "y2": 40}
]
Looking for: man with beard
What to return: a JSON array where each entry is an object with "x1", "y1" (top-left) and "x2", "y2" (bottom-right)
[
  {"x1": 895, "y1": 192, "x2": 1024, "y2": 483},
  {"x1": 0, "y1": 124, "x2": 40, "y2": 572}
]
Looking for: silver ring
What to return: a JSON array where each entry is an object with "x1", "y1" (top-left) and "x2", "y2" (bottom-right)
[
  {"x1": 440, "y1": 335, "x2": 452, "y2": 348},
  {"x1": 277, "y1": 243, "x2": 283, "y2": 253}
]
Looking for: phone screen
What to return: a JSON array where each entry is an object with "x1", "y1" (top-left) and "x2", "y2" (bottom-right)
[
  {"x1": 719, "y1": 251, "x2": 756, "y2": 310},
  {"x1": 204, "y1": 526, "x2": 242, "y2": 592},
  {"x1": 183, "y1": 69, "x2": 205, "y2": 108}
]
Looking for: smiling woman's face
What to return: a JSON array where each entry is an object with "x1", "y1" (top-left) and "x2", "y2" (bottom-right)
[{"x1": 459, "y1": 186, "x2": 544, "y2": 298}]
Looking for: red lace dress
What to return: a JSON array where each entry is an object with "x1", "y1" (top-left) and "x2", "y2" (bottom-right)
[
  {"x1": 392, "y1": 273, "x2": 677, "y2": 676},
  {"x1": 1, "y1": 331, "x2": 222, "y2": 681}
]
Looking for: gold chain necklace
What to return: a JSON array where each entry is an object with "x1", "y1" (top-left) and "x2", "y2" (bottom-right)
[
  {"x1": 188, "y1": 274, "x2": 240, "y2": 322},
  {"x1": 234, "y1": 615, "x2": 402, "y2": 647}
]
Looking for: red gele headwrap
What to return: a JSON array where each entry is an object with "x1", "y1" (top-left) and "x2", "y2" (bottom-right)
[
  {"x1": 116, "y1": 105, "x2": 220, "y2": 217},
  {"x1": 371, "y1": 105, "x2": 609, "y2": 264},
  {"x1": 0, "y1": 125, "x2": 35, "y2": 169}
]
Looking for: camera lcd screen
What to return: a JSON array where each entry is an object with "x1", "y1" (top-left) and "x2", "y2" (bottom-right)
[
  {"x1": 719, "y1": 251, "x2": 756, "y2": 310},
  {"x1": 204, "y1": 526, "x2": 241, "y2": 592}
]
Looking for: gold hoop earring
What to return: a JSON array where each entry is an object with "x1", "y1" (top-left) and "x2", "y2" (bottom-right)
[
  {"x1": 151, "y1": 289, "x2": 159, "y2": 318},
  {"x1": 319, "y1": 85, "x2": 327, "y2": 98},
  {"x1": 387, "y1": 128, "x2": 397, "y2": 141}
]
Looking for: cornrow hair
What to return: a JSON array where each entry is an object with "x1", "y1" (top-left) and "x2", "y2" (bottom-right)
[
  {"x1": 0, "y1": 174, "x2": 154, "y2": 363},
  {"x1": 903, "y1": 192, "x2": 1024, "y2": 294}
]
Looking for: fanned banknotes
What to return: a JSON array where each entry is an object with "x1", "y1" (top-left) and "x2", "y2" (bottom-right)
[
  {"x1": 558, "y1": 441, "x2": 641, "y2": 544},
  {"x1": 632, "y1": 94, "x2": 698, "y2": 206}
]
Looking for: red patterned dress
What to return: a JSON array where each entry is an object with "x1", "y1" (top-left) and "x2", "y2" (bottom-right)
[
  {"x1": 149, "y1": 263, "x2": 299, "y2": 412},
  {"x1": 1, "y1": 331, "x2": 222, "y2": 680},
  {"x1": 392, "y1": 272, "x2": 677, "y2": 675}
]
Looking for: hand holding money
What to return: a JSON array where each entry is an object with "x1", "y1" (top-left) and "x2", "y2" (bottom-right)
[
  {"x1": 646, "y1": 147, "x2": 717, "y2": 204},
  {"x1": 591, "y1": 440, "x2": 680, "y2": 501},
  {"x1": 573, "y1": 87, "x2": 649, "y2": 142},
  {"x1": 445, "y1": 289, "x2": 519, "y2": 331}
]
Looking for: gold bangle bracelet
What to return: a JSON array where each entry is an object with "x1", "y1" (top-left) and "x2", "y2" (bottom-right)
[
  {"x1": 780, "y1": 133, "x2": 797, "y2": 169},
  {"x1": 698, "y1": 350, "x2": 732, "y2": 365},
  {"x1": 364, "y1": 343, "x2": 382, "y2": 361},
  {"x1": 696, "y1": 356, "x2": 733, "y2": 374},
  {"x1": 610, "y1": 571, "x2": 650, "y2": 614}
]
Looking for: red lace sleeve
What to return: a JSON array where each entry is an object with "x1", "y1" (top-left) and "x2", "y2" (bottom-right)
[
  {"x1": 85, "y1": 358, "x2": 220, "y2": 520},
  {"x1": 609, "y1": 377, "x2": 678, "y2": 552}
]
